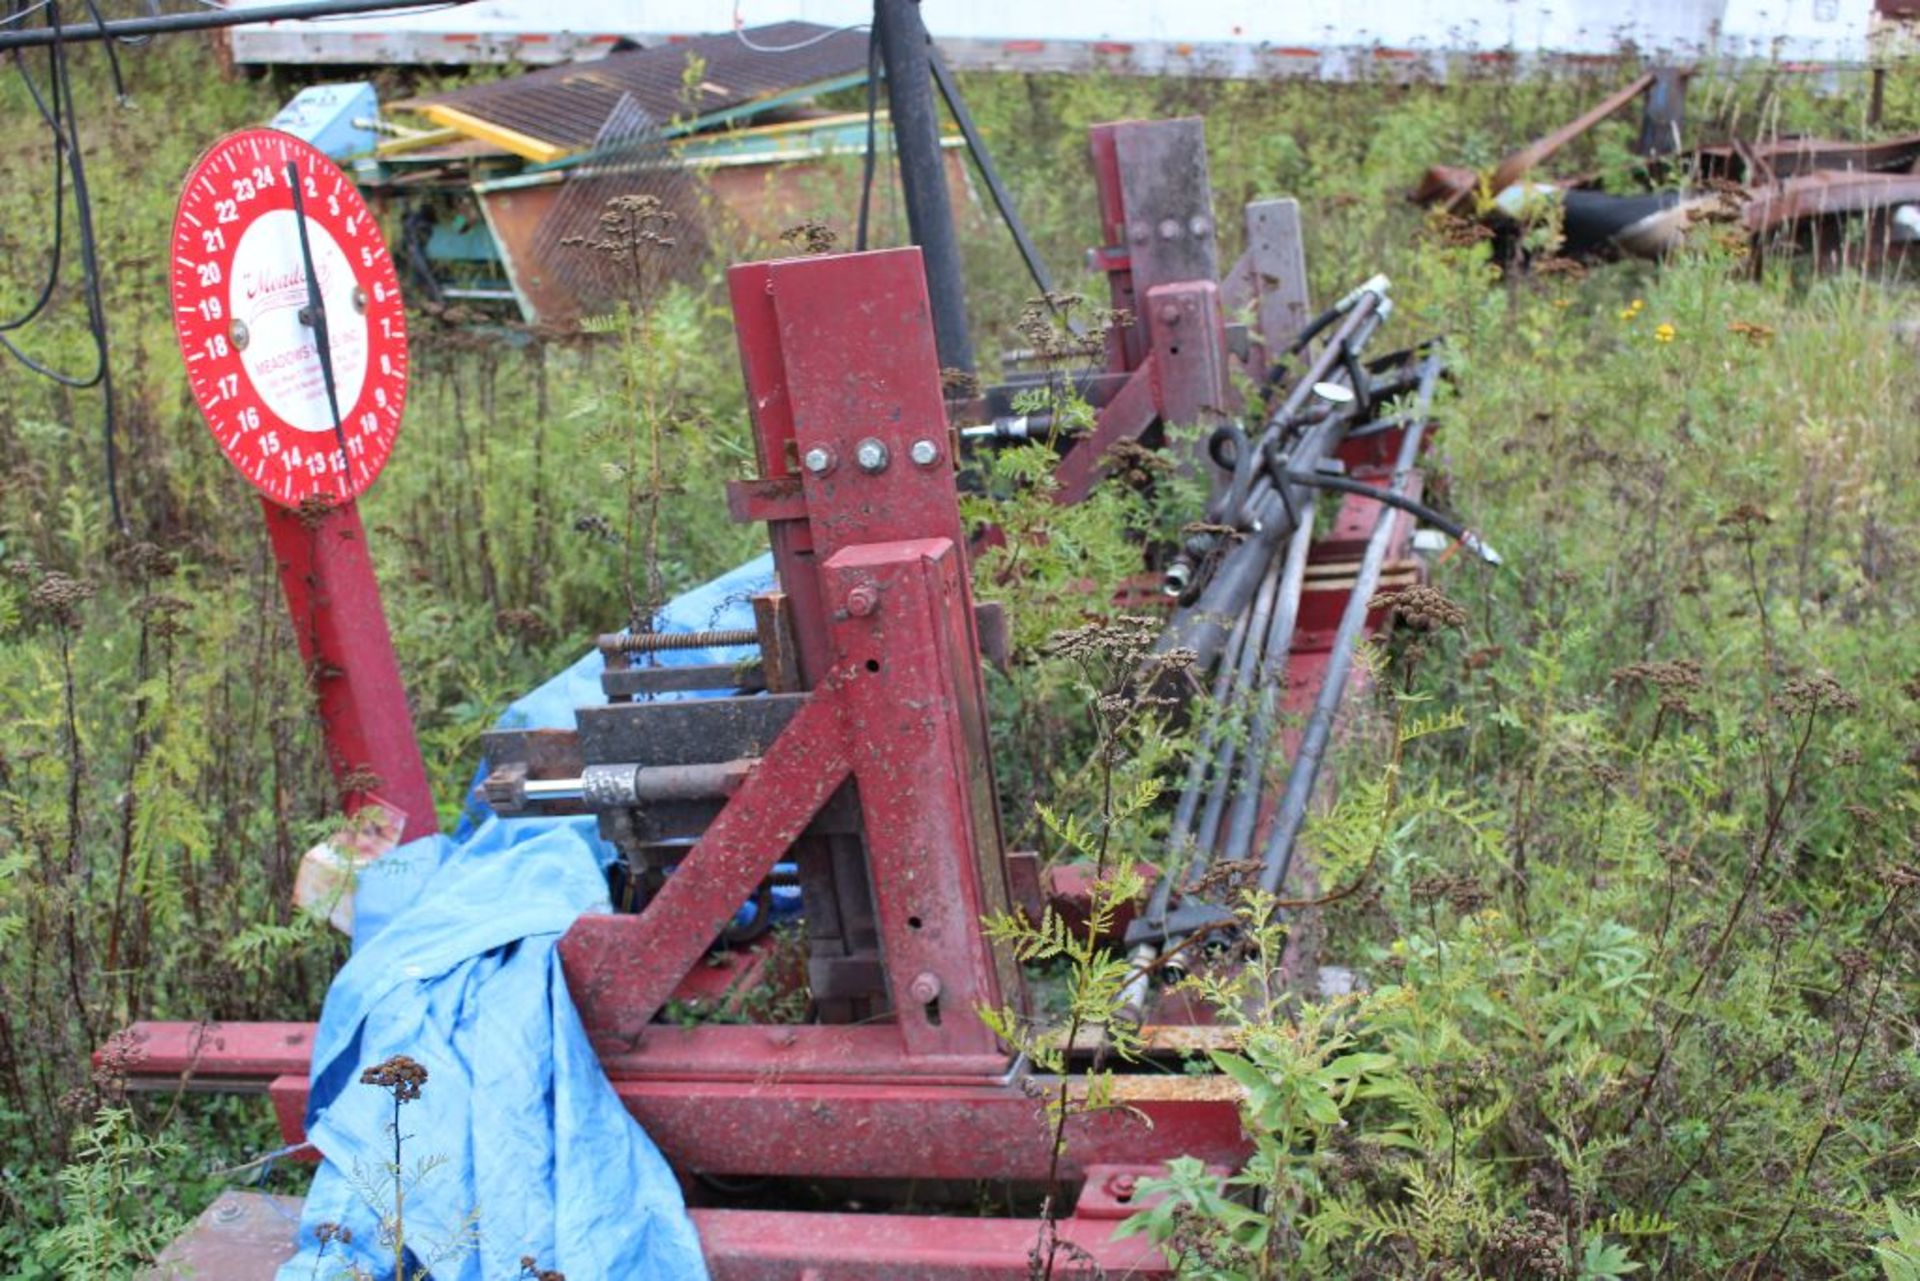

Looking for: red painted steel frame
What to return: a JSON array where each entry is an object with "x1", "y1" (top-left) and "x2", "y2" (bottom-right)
[
  {"x1": 120, "y1": 246, "x2": 1267, "y2": 1277},
  {"x1": 558, "y1": 248, "x2": 1021, "y2": 1057},
  {"x1": 1055, "y1": 120, "x2": 1237, "y2": 503},
  {"x1": 262, "y1": 498, "x2": 437, "y2": 842}
]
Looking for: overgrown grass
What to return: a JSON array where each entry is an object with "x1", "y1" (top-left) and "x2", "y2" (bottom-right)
[{"x1": 0, "y1": 29, "x2": 1916, "y2": 1278}]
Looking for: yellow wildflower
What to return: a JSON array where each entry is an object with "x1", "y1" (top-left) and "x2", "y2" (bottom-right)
[
  {"x1": 1616, "y1": 297, "x2": 1645, "y2": 322},
  {"x1": 1654, "y1": 322, "x2": 1676, "y2": 343}
]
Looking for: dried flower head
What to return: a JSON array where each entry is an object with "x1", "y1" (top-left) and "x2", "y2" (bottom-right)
[
  {"x1": 316, "y1": 1222, "x2": 354, "y2": 1247},
  {"x1": 360, "y1": 1054, "x2": 428, "y2": 1103},
  {"x1": 778, "y1": 220, "x2": 836, "y2": 255},
  {"x1": 1760, "y1": 905, "x2": 1801, "y2": 942},
  {"x1": 134, "y1": 594, "x2": 194, "y2": 640},
  {"x1": 1881, "y1": 862, "x2": 1920, "y2": 892},
  {"x1": 1775, "y1": 673, "x2": 1860, "y2": 718},
  {"x1": 1532, "y1": 256, "x2": 1588, "y2": 281},
  {"x1": 1717, "y1": 501, "x2": 1772, "y2": 530},
  {"x1": 28, "y1": 572, "x2": 95, "y2": 628},
  {"x1": 1370, "y1": 584, "x2": 1468, "y2": 631}
]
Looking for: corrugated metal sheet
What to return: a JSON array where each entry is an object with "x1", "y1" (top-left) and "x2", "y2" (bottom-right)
[{"x1": 410, "y1": 23, "x2": 868, "y2": 157}]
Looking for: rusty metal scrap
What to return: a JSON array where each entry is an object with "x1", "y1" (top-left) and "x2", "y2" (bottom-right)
[{"x1": 409, "y1": 23, "x2": 869, "y2": 160}]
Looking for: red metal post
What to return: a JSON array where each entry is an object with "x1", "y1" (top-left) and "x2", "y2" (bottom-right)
[{"x1": 262, "y1": 498, "x2": 437, "y2": 843}]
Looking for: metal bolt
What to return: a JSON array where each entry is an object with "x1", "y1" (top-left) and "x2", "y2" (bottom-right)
[
  {"x1": 352, "y1": 286, "x2": 368, "y2": 315},
  {"x1": 854, "y1": 437, "x2": 889, "y2": 473},
  {"x1": 1158, "y1": 303, "x2": 1182, "y2": 326},
  {"x1": 1158, "y1": 218, "x2": 1182, "y2": 240},
  {"x1": 1128, "y1": 221, "x2": 1150, "y2": 245},
  {"x1": 909, "y1": 438, "x2": 940, "y2": 467},
  {"x1": 229, "y1": 318, "x2": 250, "y2": 351},
  {"x1": 845, "y1": 584, "x2": 879, "y2": 618},
  {"x1": 802, "y1": 446, "x2": 835, "y2": 475},
  {"x1": 908, "y1": 971, "x2": 942, "y2": 1004},
  {"x1": 1189, "y1": 215, "x2": 1213, "y2": 238},
  {"x1": 212, "y1": 1197, "x2": 245, "y2": 1224},
  {"x1": 1104, "y1": 1172, "x2": 1139, "y2": 1202}
]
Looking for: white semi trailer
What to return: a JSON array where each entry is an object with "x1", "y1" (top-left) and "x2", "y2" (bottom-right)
[{"x1": 225, "y1": 0, "x2": 1884, "y2": 74}]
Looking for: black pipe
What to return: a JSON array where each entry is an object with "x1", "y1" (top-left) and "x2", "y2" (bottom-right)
[
  {"x1": 1257, "y1": 357, "x2": 1445, "y2": 902},
  {"x1": 874, "y1": 0, "x2": 973, "y2": 374},
  {"x1": 0, "y1": 0, "x2": 478, "y2": 48}
]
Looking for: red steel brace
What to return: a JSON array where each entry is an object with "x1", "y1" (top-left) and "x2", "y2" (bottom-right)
[
  {"x1": 559, "y1": 247, "x2": 1021, "y2": 1057},
  {"x1": 1056, "y1": 118, "x2": 1237, "y2": 503},
  {"x1": 262, "y1": 499, "x2": 437, "y2": 843}
]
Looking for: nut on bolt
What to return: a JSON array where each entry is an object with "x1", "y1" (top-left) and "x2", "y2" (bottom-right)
[
  {"x1": 855, "y1": 437, "x2": 890, "y2": 473},
  {"x1": 845, "y1": 584, "x2": 879, "y2": 618},
  {"x1": 909, "y1": 438, "x2": 940, "y2": 467},
  {"x1": 908, "y1": 971, "x2": 942, "y2": 1004},
  {"x1": 1104, "y1": 1171, "x2": 1138, "y2": 1202},
  {"x1": 802, "y1": 446, "x2": 836, "y2": 475}
]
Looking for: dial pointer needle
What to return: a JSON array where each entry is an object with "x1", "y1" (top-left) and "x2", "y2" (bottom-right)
[{"x1": 287, "y1": 160, "x2": 352, "y2": 496}]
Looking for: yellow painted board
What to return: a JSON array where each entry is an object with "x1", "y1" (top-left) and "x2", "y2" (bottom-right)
[{"x1": 419, "y1": 104, "x2": 573, "y2": 165}]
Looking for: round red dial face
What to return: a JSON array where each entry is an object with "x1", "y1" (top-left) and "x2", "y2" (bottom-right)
[{"x1": 170, "y1": 128, "x2": 408, "y2": 507}]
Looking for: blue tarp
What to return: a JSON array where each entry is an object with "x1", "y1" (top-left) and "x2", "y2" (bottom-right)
[{"x1": 280, "y1": 556, "x2": 775, "y2": 1280}]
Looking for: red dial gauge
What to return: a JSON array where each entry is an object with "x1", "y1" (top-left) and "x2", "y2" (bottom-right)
[{"x1": 170, "y1": 128, "x2": 407, "y2": 507}]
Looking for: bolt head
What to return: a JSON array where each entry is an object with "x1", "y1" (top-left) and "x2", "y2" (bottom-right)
[
  {"x1": 1158, "y1": 218, "x2": 1183, "y2": 240},
  {"x1": 909, "y1": 438, "x2": 940, "y2": 467},
  {"x1": 1158, "y1": 303, "x2": 1182, "y2": 325},
  {"x1": 908, "y1": 971, "x2": 942, "y2": 1004},
  {"x1": 845, "y1": 584, "x2": 879, "y2": 618},
  {"x1": 229, "y1": 318, "x2": 250, "y2": 351},
  {"x1": 802, "y1": 446, "x2": 834, "y2": 475},
  {"x1": 854, "y1": 437, "x2": 890, "y2": 473},
  {"x1": 352, "y1": 286, "x2": 368, "y2": 315},
  {"x1": 1189, "y1": 215, "x2": 1213, "y2": 237},
  {"x1": 1105, "y1": 1172, "x2": 1139, "y2": 1201}
]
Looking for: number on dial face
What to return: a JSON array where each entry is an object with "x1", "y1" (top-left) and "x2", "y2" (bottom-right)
[{"x1": 170, "y1": 128, "x2": 408, "y2": 507}]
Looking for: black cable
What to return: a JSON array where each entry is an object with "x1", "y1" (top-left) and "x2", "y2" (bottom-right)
[
  {"x1": 0, "y1": 1, "x2": 125, "y2": 529},
  {"x1": 2, "y1": 42, "x2": 66, "y2": 332},
  {"x1": 855, "y1": 23, "x2": 879, "y2": 252},
  {"x1": 77, "y1": 0, "x2": 122, "y2": 98}
]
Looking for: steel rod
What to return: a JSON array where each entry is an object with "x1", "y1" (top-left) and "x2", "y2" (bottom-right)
[
  {"x1": 1189, "y1": 549, "x2": 1286, "y2": 859},
  {"x1": 1257, "y1": 356, "x2": 1444, "y2": 901},
  {"x1": 927, "y1": 41, "x2": 1055, "y2": 301},
  {"x1": 1143, "y1": 600, "x2": 1255, "y2": 933},
  {"x1": 1217, "y1": 490, "x2": 1319, "y2": 865}
]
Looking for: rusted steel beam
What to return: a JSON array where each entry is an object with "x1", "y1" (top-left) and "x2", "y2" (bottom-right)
[
  {"x1": 692, "y1": 1205, "x2": 1170, "y2": 1279},
  {"x1": 256, "y1": 1067, "x2": 1249, "y2": 1184}
]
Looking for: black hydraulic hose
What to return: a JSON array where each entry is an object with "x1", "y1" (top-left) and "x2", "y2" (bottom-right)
[
  {"x1": 1154, "y1": 414, "x2": 1341, "y2": 675},
  {"x1": 1257, "y1": 356, "x2": 1445, "y2": 902},
  {"x1": 1278, "y1": 470, "x2": 1500, "y2": 565}
]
